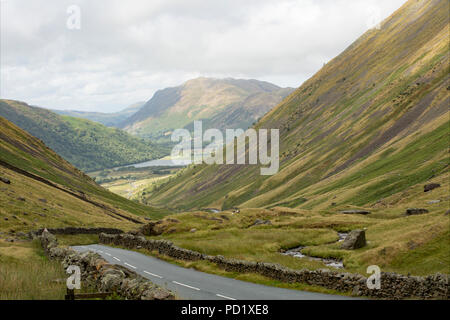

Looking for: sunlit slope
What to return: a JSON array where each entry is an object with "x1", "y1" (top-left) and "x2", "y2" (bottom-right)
[
  {"x1": 0, "y1": 117, "x2": 168, "y2": 232},
  {"x1": 145, "y1": 0, "x2": 449, "y2": 211},
  {"x1": 121, "y1": 77, "x2": 294, "y2": 139}
]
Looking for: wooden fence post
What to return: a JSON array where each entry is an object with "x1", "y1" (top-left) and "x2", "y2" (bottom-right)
[{"x1": 65, "y1": 288, "x2": 75, "y2": 300}]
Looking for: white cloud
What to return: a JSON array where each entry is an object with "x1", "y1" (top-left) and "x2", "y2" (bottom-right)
[{"x1": 0, "y1": 0, "x2": 406, "y2": 112}]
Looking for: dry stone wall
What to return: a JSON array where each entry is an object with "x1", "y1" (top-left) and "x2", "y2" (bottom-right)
[
  {"x1": 39, "y1": 230, "x2": 174, "y2": 300},
  {"x1": 99, "y1": 233, "x2": 449, "y2": 299},
  {"x1": 30, "y1": 227, "x2": 124, "y2": 238}
]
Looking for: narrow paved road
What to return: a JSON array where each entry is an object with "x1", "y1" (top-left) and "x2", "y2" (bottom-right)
[{"x1": 73, "y1": 244, "x2": 353, "y2": 300}]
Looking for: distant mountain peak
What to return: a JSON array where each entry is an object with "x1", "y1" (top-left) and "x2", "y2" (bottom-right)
[{"x1": 120, "y1": 77, "x2": 294, "y2": 140}]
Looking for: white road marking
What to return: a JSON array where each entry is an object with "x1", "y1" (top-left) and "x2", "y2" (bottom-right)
[
  {"x1": 143, "y1": 271, "x2": 163, "y2": 279},
  {"x1": 113, "y1": 256, "x2": 120, "y2": 261},
  {"x1": 216, "y1": 294, "x2": 236, "y2": 300},
  {"x1": 172, "y1": 281, "x2": 200, "y2": 291},
  {"x1": 98, "y1": 250, "x2": 103, "y2": 253},
  {"x1": 124, "y1": 262, "x2": 137, "y2": 269},
  {"x1": 104, "y1": 252, "x2": 111, "y2": 256}
]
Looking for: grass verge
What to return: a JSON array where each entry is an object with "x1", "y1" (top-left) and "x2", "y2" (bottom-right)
[{"x1": 0, "y1": 239, "x2": 67, "y2": 299}]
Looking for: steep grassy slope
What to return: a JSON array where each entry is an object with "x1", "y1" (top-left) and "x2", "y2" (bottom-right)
[
  {"x1": 54, "y1": 101, "x2": 144, "y2": 127},
  {"x1": 145, "y1": 0, "x2": 449, "y2": 211},
  {"x1": 0, "y1": 100, "x2": 168, "y2": 172},
  {"x1": 0, "y1": 116, "x2": 169, "y2": 235},
  {"x1": 121, "y1": 77, "x2": 294, "y2": 139}
]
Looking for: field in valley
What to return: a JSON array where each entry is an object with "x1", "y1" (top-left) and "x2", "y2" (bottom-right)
[{"x1": 89, "y1": 165, "x2": 183, "y2": 200}]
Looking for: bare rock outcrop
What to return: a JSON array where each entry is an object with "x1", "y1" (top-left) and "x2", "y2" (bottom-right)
[
  {"x1": 340, "y1": 210, "x2": 371, "y2": 215},
  {"x1": 341, "y1": 230, "x2": 366, "y2": 250},
  {"x1": 406, "y1": 208, "x2": 429, "y2": 215},
  {"x1": 424, "y1": 183, "x2": 440, "y2": 192},
  {"x1": 0, "y1": 176, "x2": 11, "y2": 184}
]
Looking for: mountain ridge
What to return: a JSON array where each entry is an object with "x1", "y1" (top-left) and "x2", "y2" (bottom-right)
[
  {"x1": 144, "y1": 0, "x2": 449, "y2": 211},
  {"x1": 120, "y1": 77, "x2": 295, "y2": 139}
]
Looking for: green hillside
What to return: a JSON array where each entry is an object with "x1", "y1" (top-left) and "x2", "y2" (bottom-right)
[
  {"x1": 144, "y1": 0, "x2": 449, "y2": 211},
  {"x1": 0, "y1": 116, "x2": 168, "y2": 235},
  {"x1": 121, "y1": 77, "x2": 294, "y2": 140},
  {"x1": 0, "y1": 100, "x2": 168, "y2": 172}
]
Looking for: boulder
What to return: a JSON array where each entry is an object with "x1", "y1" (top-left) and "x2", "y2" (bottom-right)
[
  {"x1": 340, "y1": 210, "x2": 370, "y2": 215},
  {"x1": 0, "y1": 177, "x2": 11, "y2": 184},
  {"x1": 341, "y1": 230, "x2": 366, "y2": 250},
  {"x1": 424, "y1": 183, "x2": 440, "y2": 192},
  {"x1": 251, "y1": 219, "x2": 272, "y2": 227},
  {"x1": 189, "y1": 228, "x2": 197, "y2": 233},
  {"x1": 406, "y1": 208, "x2": 429, "y2": 215}
]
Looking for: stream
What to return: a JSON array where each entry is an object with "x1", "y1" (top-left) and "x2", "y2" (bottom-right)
[{"x1": 281, "y1": 232, "x2": 348, "y2": 269}]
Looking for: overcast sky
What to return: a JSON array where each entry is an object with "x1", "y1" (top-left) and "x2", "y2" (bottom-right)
[{"x1": 0, "y1": 0, "x2": 406, "y2": 112}]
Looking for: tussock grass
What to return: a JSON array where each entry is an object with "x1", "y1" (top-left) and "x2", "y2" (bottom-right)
[
  {"x1": 0, "y1": 240, "x2": 67, "y2": 300},
  {"x1": 149, "y1": 205, "x2": 449, "y2": 276},
  {"x1": 56, "y1": 234, "x2": 99, "y2": 246}
]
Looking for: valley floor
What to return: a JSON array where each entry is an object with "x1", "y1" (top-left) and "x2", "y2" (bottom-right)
[
  {"x1": 84, "y1": 172, "x2": 450, "y2": 279},
  {"x1": 143, "y1": 205, "x2": 449, "y2": 277}
]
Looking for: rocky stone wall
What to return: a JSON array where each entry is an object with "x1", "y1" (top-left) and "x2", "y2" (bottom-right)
[
  {"x1": 30, "y1": 227, "x2": 124, "y2": 238},
  {"x1": 99, "y1": 233, "x2": 449, "y2": 299},
  {"x1": 100, "y1": 233, "x2": 205, "y2": 261},
  {"x1": 39, "y1": 230, "x2": 174, "y2": 300}
]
